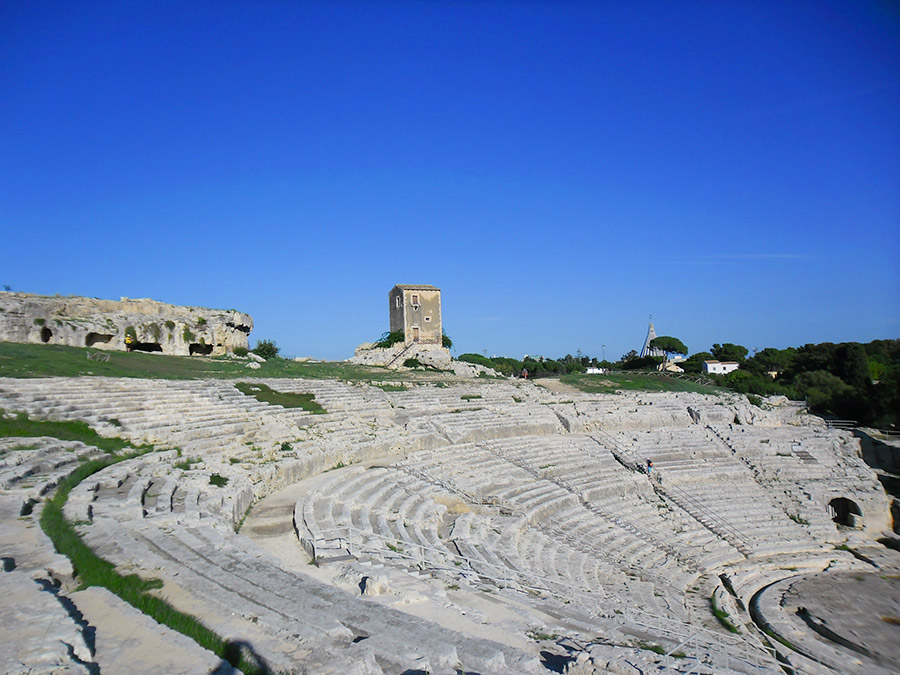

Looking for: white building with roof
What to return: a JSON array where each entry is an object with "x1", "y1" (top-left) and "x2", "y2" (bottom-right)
[{"x1": 703, "y1": 360, "x2": 740, "y2": 375}]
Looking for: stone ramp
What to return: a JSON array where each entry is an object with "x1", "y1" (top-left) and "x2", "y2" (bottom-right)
[
  {"x1": 0, "y1": 569, "x2": 93, "y2": 674},
  {"x1": 70, "y1": 586, "x2": 237, "y2": 675}
]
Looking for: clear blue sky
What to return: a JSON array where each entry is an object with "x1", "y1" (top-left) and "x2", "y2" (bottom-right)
[{"x1": 2, "y1": 1, "x2": 898, "y2": 361}]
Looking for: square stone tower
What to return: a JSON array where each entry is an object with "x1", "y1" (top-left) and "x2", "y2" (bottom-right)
[{"x1": 389, "y1": 285, "x2": 442, "y2": 345}]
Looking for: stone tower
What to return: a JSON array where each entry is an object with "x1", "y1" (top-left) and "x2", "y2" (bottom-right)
[{"x1": 389, "y1": 285, "x2": 442, "y2": 345}]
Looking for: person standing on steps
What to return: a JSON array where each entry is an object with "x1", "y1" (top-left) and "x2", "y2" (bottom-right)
[{"x1": 646, "y1": 459, "x2": 653, "y2": 476}]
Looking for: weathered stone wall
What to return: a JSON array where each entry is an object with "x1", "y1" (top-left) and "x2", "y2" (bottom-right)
[
  {"x1": 0, "y1": 292, "x2": 252, "y2": 356},
  {"x1": 348, "y1": 341, "x2": 497, "y2": 377}
]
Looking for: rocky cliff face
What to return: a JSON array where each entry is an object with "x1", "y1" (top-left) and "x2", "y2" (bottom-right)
[{"x1": 0, "y1": 292, "x2": 252, "y2": 356}]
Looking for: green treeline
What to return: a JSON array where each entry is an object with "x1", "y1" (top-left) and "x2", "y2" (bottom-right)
[
  {"x1": 688, "y1": 339, "x2": 899, "y2": 428},
  {"x1": 460, "y1": 338, "x2": 899, "y2": 428},
  {"x1": 458, "y1": 353, "x2": 591, "y2": 377}
]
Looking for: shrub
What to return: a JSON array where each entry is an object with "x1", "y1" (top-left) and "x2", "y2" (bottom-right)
[
  {"x1": 251, "y1": 339, "x2": 279, "y2": 360},
  {"x1": 403, "y1": 358, "x2": 422, "y2": 369},
  {"x1": 442, "y1": 331, "x2": 453, "y2": 349},
  {"x1": 209, "y1": 474, "x2": 228, "y2": 487},
  {"x1": 183, "y1": 327, "x2": 195, "y2": 342},
  {"x1": 233, "y1": 346, "x2": 249, "y2": 357},
  {"x1": 164, "y1": 320, "x2": 175, "y2": 331},
  {"x1": 197, "y1": 317, "x2": 207, "y2": 326},
  {"x1": 621, "y1": 355, "x2": 663, "y2": 371},
  {"x1": 373, "y1": 330, "x2": 405, "y2": 349},
  {"x1": 459, "y1": 353, "x2": 495, "y2": 369}
]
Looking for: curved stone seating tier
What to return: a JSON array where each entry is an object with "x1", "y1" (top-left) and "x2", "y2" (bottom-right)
[
  {"x1": 250, "y1": 378, "x2": 395, "y2": 415},
  {"x1": 296, "y1": 462, "x2": 693, "y2": 621},
  {"x1": 409, "y1": 405, "x2": 563, "y2": 444},
  {"x1": 76, "y1": 508, "x2": 540, "y2": 673}
]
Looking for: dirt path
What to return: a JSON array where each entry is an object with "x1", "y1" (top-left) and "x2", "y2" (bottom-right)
[{"x1": 530, "y1": 377, "x2": 582, "y2": 395}]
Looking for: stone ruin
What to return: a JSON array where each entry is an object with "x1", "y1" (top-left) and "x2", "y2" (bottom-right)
[
  {"x1": 0, "y1": 291, "x2": 252, "y2": 356},
  {"x1": 1, "y1": 371, "x2": 897, "y2": 674}
]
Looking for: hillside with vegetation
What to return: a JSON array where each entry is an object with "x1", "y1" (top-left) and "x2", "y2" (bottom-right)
[
  {"x1": 687, "y1": 340, "x2": 900, "y2": 429},
  {"x1": 461, "y1": 339, "x2": 900, "y2": 429}
]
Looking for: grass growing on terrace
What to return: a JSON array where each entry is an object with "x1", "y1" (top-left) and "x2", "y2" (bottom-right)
[
  {"x1": 559, "y1": 372, "x2": 722, "y2": 396},
  {"x1": 235, "y1": 382, "x2": 326, "y2": 414},
  {"x1": 0, "y1": 408, "x2": 141, "y2": 454}
]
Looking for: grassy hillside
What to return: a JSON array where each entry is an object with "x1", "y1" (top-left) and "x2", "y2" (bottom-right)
[
  {"x1": 0, "y1": 342, "x2": 389, "y2": 381},
  {"x1": 560, "y1": 372, "x2": 723, "y2": 396}
]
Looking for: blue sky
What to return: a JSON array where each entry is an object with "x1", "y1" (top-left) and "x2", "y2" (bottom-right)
[{"x1": 2, "y1": 1, "x2": 898, "y2": 361}]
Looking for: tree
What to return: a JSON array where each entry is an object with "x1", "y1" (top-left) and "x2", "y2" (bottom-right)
[
  {"x1": 834, "y1": 343, "x2": 870, "y2": 393},
  {"x1": 792, "y1": 370, "x2": 853, "y2": 416},
  {"x1": 441, "y1": 331, "x2": 453, "y2": 349},
  {"x1": 746, "y1": 347, "x2": 795, "y2": 375},
  {"x1": 711, "y1": 343, "x2": 748, "y2": 363},
  {"x1": 681, "y1": 351, "x2": 713, "y2": 374},
  {"x1": 251, "y1": 339, "x2": 280, "y2": 360},
  {"x1": 650, "y1": 336, "x2": 688, "y2": 363}
]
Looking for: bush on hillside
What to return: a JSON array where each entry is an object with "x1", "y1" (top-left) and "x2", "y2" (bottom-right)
[
  {"x1": 458, "y1": 353, "x2": 495, "y2": 369},
  {"x1": 373, "y1": 330, "x2": 405, "y2": 349},
  {"x1": 621, "y1": 355, "x2": 663, "y2": 371},
  {"x1": 251, "y1": 339, "x2": 279, "y2": 360}
]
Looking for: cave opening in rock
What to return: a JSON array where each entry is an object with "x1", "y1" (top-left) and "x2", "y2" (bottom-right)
[
  {"x1": 190, "y1": 343, "x2": 213, "y2": 355},
  {"x1": 40, "y1": 327, "x2": 52, "y2": 343},
  {"x1": 828, "y1": 497, "x2": 862, "y2": 527},
  {"x1": 85, "y1": 332, "x2": 113, "y2": 347}
]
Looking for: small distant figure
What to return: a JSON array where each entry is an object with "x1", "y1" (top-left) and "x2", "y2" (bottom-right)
[
  {"x1": 646, "y1": 459, "x2": 653, "y2": 476},
  {"x1": 521, "y1": 368, "x2": 529, "y2": 380}
]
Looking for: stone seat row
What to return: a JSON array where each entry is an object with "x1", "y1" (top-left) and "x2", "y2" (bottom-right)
[
  {"x1": 296, "y1": 466, "x2": 691, "y2": 620},
  {"x1": 400, "y1": 440, "x2": 737, "y2": 581}
]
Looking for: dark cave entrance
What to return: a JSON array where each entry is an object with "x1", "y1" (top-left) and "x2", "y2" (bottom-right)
[
  {"x1": 85, "y1": 332, "x2": 113, "y2": 347},
  {"x1": 828, "y1": 497, "x2": 863, "y2": 527}
]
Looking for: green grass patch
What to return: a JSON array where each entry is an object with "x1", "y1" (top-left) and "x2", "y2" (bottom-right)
[
  {"x1": 559, "y1": 372, "x2": 722, "y2": 395},
  {"x1": 527, "y1": 628, "x2": 560, "y2": 642},
  {"x1": 0, "y1": 342, "x2": 402, "y2": 382},
  {"x1": 209, "y1": 473, "x2": 228, "y2": 487},
  {"x1": 460, "y1": 394, "x2": 482, "y2": 401},
  {"x1": 372, "y1": 383, "x2": 408, "y2": 392},
  {"x1": 0, "y1": 409, "x2": 141, "y2": 454},
  {"x1": 4, "y1": 442, "x2": 40, "y2": 451},
  {"x1": 234, "y1": 382, "x2": 327, "y2": 414},
  {"x1": 711, "y1": 593, "x2": 741, "y2": 633},
  {"x1": 174, "y1": 457, "x2": 202, "y2": 470}
]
